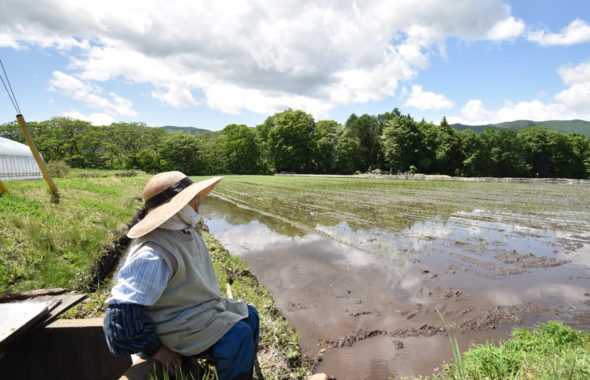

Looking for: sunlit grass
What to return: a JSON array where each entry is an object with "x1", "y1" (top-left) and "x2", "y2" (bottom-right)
[
  {"x1": 433, "y1": 321, "x2": 590, "y2": 380},
  {"x1": 0, "y1": 170, "x2": 148, "y2": 292}
]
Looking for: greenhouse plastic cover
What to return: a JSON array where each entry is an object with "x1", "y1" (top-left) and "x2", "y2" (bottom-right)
[{"x1": 0, "y1": 136, "x2": 43, "y2": 180}]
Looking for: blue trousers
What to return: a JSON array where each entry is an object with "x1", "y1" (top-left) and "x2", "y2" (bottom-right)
[{"x1": 209, "y1": 305, "x2": 259, "y2": 380}]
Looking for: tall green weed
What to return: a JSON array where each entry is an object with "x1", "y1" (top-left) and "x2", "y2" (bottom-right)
[{"x1": 437, "y1": 320, "x2": 590, "y2": 380}]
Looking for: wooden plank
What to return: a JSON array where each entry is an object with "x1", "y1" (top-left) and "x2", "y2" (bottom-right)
[
  {"x1": 0, "y1": 302, "x2": 48, "y2": 345},
  {"x1": 0, "y1": 293, "x2": 87, "y2": 350},
  {"x1": 0, "y1": 288, "x2": 68, "y2": 302},
  {"x1": 36, "y1": 294, "x2": 87, "y2": 327}
]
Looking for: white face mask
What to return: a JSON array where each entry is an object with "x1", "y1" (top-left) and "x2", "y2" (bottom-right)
[
  {"x1": 178, "y1": 204, "x2": 200, "y2": 227},
  {"x1": 159, "y1": 204, "x2": 200, "y2": 230}
]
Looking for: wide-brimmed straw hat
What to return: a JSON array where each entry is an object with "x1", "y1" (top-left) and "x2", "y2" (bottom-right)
[{"x1": 127, "y1": 171, "x2": 222, "y2": 238}]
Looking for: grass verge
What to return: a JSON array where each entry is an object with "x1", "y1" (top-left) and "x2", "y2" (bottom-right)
[
  {"x1": 429, "y1": 320, "x2": 590, "y2": 380},
  {"x1": 0, "y1": 169, "x2": 147, "y2": 293}
]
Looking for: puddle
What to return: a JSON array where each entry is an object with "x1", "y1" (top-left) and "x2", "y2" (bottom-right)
[{"x1": 201, "y1": 196, "x2": 590, "y2": 379}]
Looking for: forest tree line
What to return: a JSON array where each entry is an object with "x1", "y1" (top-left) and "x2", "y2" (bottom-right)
[{"x1": 1, "y1": 108, "x2": 589, "y2": 179}]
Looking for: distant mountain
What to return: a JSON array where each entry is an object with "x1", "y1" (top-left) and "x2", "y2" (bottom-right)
[
  {"x1": 452, "y1": 120, "x2": 590, "y2": 136},
  {"x1": 161, "y1": 126, "x2": 211, "y2": 134}
]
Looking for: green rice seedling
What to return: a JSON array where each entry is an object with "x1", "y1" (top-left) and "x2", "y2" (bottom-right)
[
  {"x1": 212, "y1": 175, "x2": 590, "y2": 254},
  {"x1": 148, "y1": 360, "x2": 216, "y2": 380},
  {"x1": 436, "y1": 309, "x2": 465, "y2": 380}
]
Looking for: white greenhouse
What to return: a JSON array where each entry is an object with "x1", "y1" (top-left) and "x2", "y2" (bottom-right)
[{"x1": 0, "y1": 136, "x2": 43, "y2": 180}]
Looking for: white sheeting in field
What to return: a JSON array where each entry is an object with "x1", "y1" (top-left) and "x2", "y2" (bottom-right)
[{"x1": 0, "y1": 136, "x2": 43, "y2": 180}]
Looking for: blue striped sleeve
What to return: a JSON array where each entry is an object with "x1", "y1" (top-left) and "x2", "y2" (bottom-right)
[
  {"x1": 108, "y1": 244, "x2": 170, "y2": 306},
  {"x1": 103, "y1": 303, "x2": 162, "y2": 356}
]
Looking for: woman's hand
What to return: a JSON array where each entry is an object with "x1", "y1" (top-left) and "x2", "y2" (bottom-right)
[{"x1": 152, "y1": 345, "x2": 183, "y2": 374}]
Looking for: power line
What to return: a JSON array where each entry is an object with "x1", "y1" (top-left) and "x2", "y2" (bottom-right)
[{"x1": 0, "y1": 58, "x2": 22, "y2": 115}]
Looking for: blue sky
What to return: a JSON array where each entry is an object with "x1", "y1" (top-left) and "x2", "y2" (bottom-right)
[{"x1": 1, "y1": 0, "x2": 589, "y2": 131}]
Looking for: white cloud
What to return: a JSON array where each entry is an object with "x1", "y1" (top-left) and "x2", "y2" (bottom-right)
[
  {"x1": 449, "y1": 98, "x2": 579, "y2": 125},
  {"x1": 1, "y1": 0, "x2": 526, "y2": 119},
  {"x1": 553, "y1": 61, "x2": 590, "y2": 112},
  {"x1": 151, "y1": 86, "x2": 198, "y2": 109},
  {"x1": 554, "y1": 83, "x2": 590, "y2": 112},
  {"x1": 456, "y1": 100, "x2": 493, "y2": 123},
  {"x1": 487, "y1": 16, "x2": 525, "y2": 40},
  {"x1": 405, "y1": 85, "x2": 454, "y2": 110},
  {"x1": 448, "y1": 56, "x2": 590, "y2": 125},
  {"x1": 0, "y1": 31, "x2": 88, "y2": 51},
  {"x1": 48, "y1": 71, "x2": 137, "y2": 117},
  {"x1": 528, "y1": 19, "x2": 590, "y2": 46},
  {"x1": 558, "y1": 61, "x2": 590, "y2": 85},
  {"x1": 449, "y1": 98, "x2": 571, "y2": 125},
  {"x1": 61, "y1": 110, "x2": 116, "y2": 126},
  {"x1": 0, "y1": 33, "x2": 19, "y2": 49}
]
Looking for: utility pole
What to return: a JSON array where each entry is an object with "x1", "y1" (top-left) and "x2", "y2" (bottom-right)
[{"x1": 16, "y1": 114, "x2": 58, "y2": 194}]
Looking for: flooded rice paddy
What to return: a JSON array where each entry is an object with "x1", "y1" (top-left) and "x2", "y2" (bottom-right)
[{"x1": 201, "y1": 176, "x2": 590, "y2": 379}]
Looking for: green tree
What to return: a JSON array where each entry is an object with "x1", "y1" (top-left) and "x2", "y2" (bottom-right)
[
  {"x1": 78, "y1": 126, "x2": 108, "y2": 168},
  {"x1": 136, "y1": 128, "x2": 168, "y2": 173},
  {"x1": 416, "y1": 120, "x2": 438, "y2": 174},
  {"x1": 376, "y1": 108, "x2": 402, "y2": 128},
  {"x1": 104, "y1": 122, "x2": 150, "y2": 169},
  {"x1": 334, "y1": 130, "x2": 364, "y2": 174},
  {"x1": 478, "y1": 128, "x2": 527, "y2": 177},
  {"x1": 260, "y1": 110, "x2": 316, "y2": 173},
  {"x1": 381, "y1": 114, "x2": 423, "y2": 173},
  {"x1": 458, "y1": 129, "x2": 487, "y2": 177},
  {"x1": 30, "y1": 118, "x2": 92, "y2": 167},
  {"x1": 0, "y1": 121, "x2": 25, "y2": 143},
  {"x1": 434, "y1": 117, "x2": 463, "y2": 175},
  {"x1": 160, "y1": 132, "x2": 204, "y2": 175},
  {"x1": 568, "y1": 133, "x2": 590, "y2": 178},
  {"x1": 344, "y1": 113, "x2": 381, "y2": 171},
  {"x1": 198, "y1": 132, "x2": 226, "y2": 175},
  {"x1": 313, "y1": 120, "x2": 343, "y2": 173},
  {"x1": 519, "y1": 127, "x2": 584, "y2": 178},
  {"x1": 219, "y1": 124, "x2": 261, "y2": 174}
]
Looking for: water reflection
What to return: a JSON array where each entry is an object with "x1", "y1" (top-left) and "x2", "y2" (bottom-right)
[
  {"x1": 314, "y1": 209, "x2": 585, "y2": 277},
  {"x1": 200, "y1": 194, "x2": 590, "y2": 380},
  {"x1": 203, "y1": 195, "x2": 305, "y2": 238},
  {"x1": 203, "y1": 199, "x2": 382, "y2": 269},
  {"x1": 202, "y1": 195, "x2": 590, "y2": 304}
]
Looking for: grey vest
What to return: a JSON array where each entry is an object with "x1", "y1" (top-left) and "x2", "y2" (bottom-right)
[{"x1": 132, "y1": 228, "x2": 248, "y2": 355}]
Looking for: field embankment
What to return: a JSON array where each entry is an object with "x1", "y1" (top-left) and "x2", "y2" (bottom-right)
[{"x1": 0, "y1": 170, "x2": 146, "y2": 293}]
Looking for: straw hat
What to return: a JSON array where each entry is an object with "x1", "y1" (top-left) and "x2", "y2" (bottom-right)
[{"x1": 127, "y1": 171, "x2": 222, "y2": 238}]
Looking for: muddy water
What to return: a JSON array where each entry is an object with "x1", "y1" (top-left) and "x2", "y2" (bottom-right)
[{"x1": 201, "y1": 196, "x2": 590, "y2": 379}]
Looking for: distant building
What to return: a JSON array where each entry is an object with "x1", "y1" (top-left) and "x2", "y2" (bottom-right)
[{"x1": 0, "y1": 136, "x2": 43, "y2": 180}]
